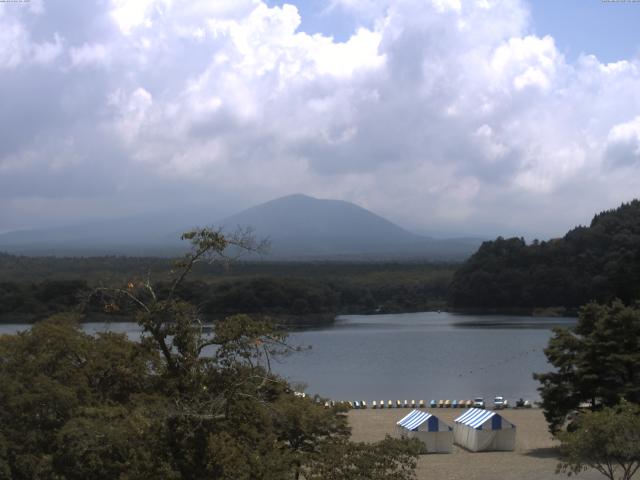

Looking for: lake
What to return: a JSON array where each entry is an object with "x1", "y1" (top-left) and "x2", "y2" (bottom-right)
[{"x1": 0, "y1": 312, "x2": 575, "y2": 405}]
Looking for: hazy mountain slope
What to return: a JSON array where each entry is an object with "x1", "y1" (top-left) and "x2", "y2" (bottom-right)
[
  {"x1": 218, "y1": 194, "x2": 477, "y2": 259},
  {"x1": 0, "y1": 194, "x2": 480, "y2": 259},
  {"x1": 0, "y1": 210, "x2": 221, "y2": 256}
]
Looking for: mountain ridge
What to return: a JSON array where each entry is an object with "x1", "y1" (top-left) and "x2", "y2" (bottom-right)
[{"x1": 0, "y1": 194, "x2": 480, "y2": 259}]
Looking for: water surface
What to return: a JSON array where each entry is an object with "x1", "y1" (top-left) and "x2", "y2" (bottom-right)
[
  {"x1": 1, "y1": 312, "x2": 575, "y2": 404},
  {"x1": 274, "y1": 312, "x2": 575, "y2": 403}
]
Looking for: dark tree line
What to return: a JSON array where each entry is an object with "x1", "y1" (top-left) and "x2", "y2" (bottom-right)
[
  {"x1": 0, "y1": 280, "x2": 88, "y2": 318},
  {"x1": 0, "y1": 273, "x2": 451, "y2": 323},
  {"x1": 450, "y1": 200, "x2": 640, "y2": 310}
]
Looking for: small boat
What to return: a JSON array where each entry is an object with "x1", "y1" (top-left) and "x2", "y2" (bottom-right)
[
  {"x1": 452, "y1": 400, "x2": 459, "y2": 408},
  {"x1": 430, "y1": 400, "x2": 437, "y2": 408},
  {"x1": 410, "y1": 400, "x2": 416, "y2": 408},
  {"x1": 372, "y1": 401, "x2": 377, "y2": 409},
  {"x1": 361, "y1": 401, "x2": 367, "y2": 409},
  {"x1": 404, "y1": 400, "x2": 409, "y2": 408},
  {"x1": 388, "y1": 400, "x2": 393, "y2": 408},
  {"x1": 396, "y1": 400, "x2": 402, "y2": 408},
  {"x1": 419, "y1": 400, "x2": 425, "y2": 408},
  {"x1": 438, "y1": 399, "x2": 445, "y2": 408},
  {"x1": 444, "y1": 400, "x2": 451, "y2": 408},
  {"x1": 380, "y1": 400, "x2": 385, "y2": 409}
]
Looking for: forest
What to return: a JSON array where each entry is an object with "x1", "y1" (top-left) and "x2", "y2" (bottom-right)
[
  {"x1": 449, "y1": 200, "x2": 640, "y2": 311},
  {"x1": 0, "y1": 255, "x2": 454, "y2": 324}
]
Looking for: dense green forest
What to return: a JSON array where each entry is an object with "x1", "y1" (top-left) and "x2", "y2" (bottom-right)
[
  {"x1": 0, "y1": 255, "x2": 454, "y2": 323},
  {"x1": 450, "y1": 200, "x2": 640, "y2": 310}
]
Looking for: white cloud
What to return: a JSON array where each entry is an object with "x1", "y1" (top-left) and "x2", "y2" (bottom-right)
[
  {"x1": 110, "y1": 0, "x2": 163, "y2": 35},
  {"x1": 491, "y1": 35, "x2": 559, "y2": 91},
  {"x1": 109, "y1": 87, "x2": 154, "y2": 143},
  {"x1": 69, "y1": 43, "x2": 111, "y2": 68},
  {"x1": 605, "y1": 116, "x2": 640, "y2": 166},
  {"x1": 0, "y1": 19, "x2": 29, "y2": 69},
  {"x1": 2, "y1": 0, "x2": 640, "y2": 237},
  {"x1": 32, "y1": 33, "x2": 64, "y2": 65},
  {"x1": 0, "y1": 12, "x2": 64, "y2": 69}
]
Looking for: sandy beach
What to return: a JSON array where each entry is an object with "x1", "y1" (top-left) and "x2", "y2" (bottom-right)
[{"x1": 348, "y1": 408, "x2": 617, "y2": 480}]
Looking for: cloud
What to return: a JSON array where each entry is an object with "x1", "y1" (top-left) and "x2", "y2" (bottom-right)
[
  {"x1": 604, "y1": 116, "x2": 640, "y2": 167},
  {"x1": 69, "y1": 43, "x2": 111, "y2": 68},
  {"x1": 1, "y1": 0, "x2": 640, "y2": 237},
  {"x1": 0, "y1": 9, "x2": 63, "y2": 69}
]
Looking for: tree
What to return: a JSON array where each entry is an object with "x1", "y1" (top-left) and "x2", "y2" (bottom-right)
[
  {"x1": 0, "y1": 227, "x2": 420, "y2": 479},
  {"x1": 450, "y1": 200, "x2": 640, "y2": 310},
  {"x1": 534, "y1": 300, "x2": 640, "y2": 433},
  {"x1": 557, "y1": 402, "x2": 640, "y2": 480},
  {"x1": 307, "y1": 436, "x2": 422, "y2": 480},
  {"x1": 0, "y1": 313, "x2": 165, "y2": 480}
]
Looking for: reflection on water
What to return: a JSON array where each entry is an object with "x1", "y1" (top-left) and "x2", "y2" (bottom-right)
[{"x1": 1, "y1": 312, "x2": 576, "y2": 405}]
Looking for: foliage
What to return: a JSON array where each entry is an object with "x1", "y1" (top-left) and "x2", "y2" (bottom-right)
[
  {"x1": 534, "y1": 300, "x2": 640, "y2": 433},
  {"x1": 450, "y1": 200, "x2": 640, "y2": 310},
  {"x1": 0, "y1": 228, "x2": 420, "y2": 479},
  {"x1": 557, "y1": 402, "x2": 640, "y2": 480},
  {"x1": 307, "y1": 436, "x2": 422, "y2": 480},
  {"x1": 0, "y1": 262, "x2": 453, "y2": 323}
]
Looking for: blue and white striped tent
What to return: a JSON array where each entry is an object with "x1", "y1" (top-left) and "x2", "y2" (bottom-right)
[
  {"x1": 453, "y1": 408, "x2": 516, "y2": 451},
  {"x1": 396, "y1": 410, "x2": 453, "y2": 453}
]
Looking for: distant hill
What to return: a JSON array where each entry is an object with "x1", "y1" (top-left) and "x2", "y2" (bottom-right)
[
  {"x1": 0, "y1": 194, "x2": 481, "y2": 260},
  {"x1": 450, "y1": 200, "x2": 640, "y2": 310},
  {"x1": 217, "y1": 194, "x2": 479, "y2": 260},
  {"x1": 0, "y1": 210, "x2": 218, "y2": 256}
]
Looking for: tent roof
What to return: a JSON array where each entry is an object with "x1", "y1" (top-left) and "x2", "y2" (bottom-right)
[
  {"x1": 455, "y1": 408, "x2": 505, "y2": 429},
  {"x1": 397, "y1": 410, "x2": 433, "y2": 431}
]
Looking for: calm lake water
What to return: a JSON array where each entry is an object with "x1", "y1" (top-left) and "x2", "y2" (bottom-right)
[
  {"x1": 277, "y1": 312, "x2": 576, "y2": 403},
  {"x1": 0, "y1": 312, "x2": 575, "y2": 404}
]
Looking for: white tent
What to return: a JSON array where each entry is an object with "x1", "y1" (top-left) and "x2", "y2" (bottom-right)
[
  {"x1": 396, "y1": 410, "x2": 453, "y2": 453},
  {"x1": 453, "y1": 408, "x2": 516, "y2": 452}
]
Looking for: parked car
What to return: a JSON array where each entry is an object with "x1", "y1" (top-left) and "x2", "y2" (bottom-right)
[
  {"x1": 493, "y1": 396, "x2": 507, "y2": 409},
  {"x1": 473, "y1": 397, "x2": 485, "y2": 409}
]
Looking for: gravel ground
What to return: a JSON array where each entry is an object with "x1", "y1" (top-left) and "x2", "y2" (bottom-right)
[{"x1": 348, "y1": 408, "x2": 620, "y2": 480}]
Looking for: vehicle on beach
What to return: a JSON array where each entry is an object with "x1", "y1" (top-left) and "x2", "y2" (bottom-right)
[
  {"x1": 473, "y1": 397, "x2": 485, "y2": 409},
  {"x1": 493, "y1": 396, "x2": 508, "y2": 409}
]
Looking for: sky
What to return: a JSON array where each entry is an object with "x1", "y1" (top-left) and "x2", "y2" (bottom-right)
[{"x1": 1, "y1": 0, "x2": 640, "y2": 238}]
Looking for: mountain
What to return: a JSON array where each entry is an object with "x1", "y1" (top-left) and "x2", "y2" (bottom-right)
[
  {"x1": 0, "y1": 209, "x2": 222, "y2": 256},
  {"x1": 217, "y1": 194, "x2": 479, "y2": 259},
  {"x1": 450, "y1": 200, "x2": 640, "y2": 310},
  {"x1": 0, "y1": 194, "x2": 480, "y2": 259}
]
